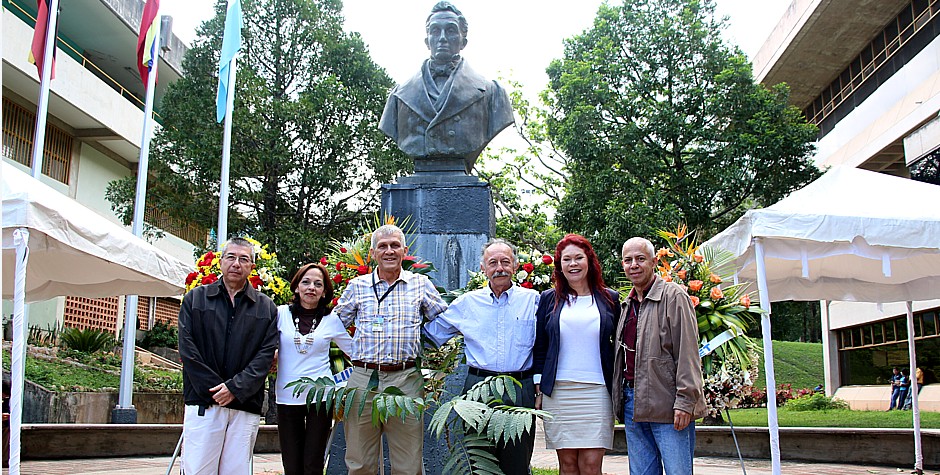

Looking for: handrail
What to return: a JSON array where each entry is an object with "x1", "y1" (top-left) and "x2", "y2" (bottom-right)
[{"x1": 4, "y1": 0, "x2": 164, "y2": 122}]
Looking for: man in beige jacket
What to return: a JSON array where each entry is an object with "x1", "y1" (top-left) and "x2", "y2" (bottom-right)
[{"x1": 612, "y1": 237, "x2": 706, "y2": 475}]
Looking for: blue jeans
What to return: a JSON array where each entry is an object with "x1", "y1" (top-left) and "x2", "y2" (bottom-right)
[
  {"x1": 889, "y1": 387, "x2": 901, "y2": 409},
  {"x1": 622, "y1": 387, "x2": 695, "y2": 475}
]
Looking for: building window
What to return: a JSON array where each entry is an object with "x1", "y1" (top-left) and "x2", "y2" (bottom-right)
[
  {"x1": 2, "y1": 97, "x2": 73, "y2": 184},
  {"x1": 837, "y1": 307, "x2": 940, "y2": 386},
  {"x1": 802, "y1": 0, "x2": 939, "y2": 127}
]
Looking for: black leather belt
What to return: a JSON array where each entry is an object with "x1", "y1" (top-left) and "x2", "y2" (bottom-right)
[
  {"x1": 351, "y1": 360, "x2": 416, "y2": 371},
  {"x1": 468, "y1": 366, "x2": 532, "y2": 380}
]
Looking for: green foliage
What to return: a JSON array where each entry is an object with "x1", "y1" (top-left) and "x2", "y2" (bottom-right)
[
  {"x1": 785, "y1": 393, "x2": 849, "y2": 412},
  {"x1": 727, "y1": 407, "x2": 940, "y2": 429},
  {"x1": 544, "y1": 0, "x2": 820, "y2": 283},
  {"x1": 106, "y1": 0, "x2": 409, "y2": 270},
  {"x1": 753, "y1": 340, "x2": 824, "y2": 390},
  {"x1": 58, "y1": 327, "x2": 116, "y2": 354},
  {"x1": 747, "y1": 301, "x2": 822, "y2": 342},
  {"x1": 2, "y1": 350, "x2": 182, "y2": 392},
  {"x1": 141, "y1": 322, "x2": 179, "y2": 349},
  {"x1": 27, "y1": 323, "x2": 60, "y2": 347}
]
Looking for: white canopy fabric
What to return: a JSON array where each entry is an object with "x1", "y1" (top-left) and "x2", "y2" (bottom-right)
[
  {"x1": 702, "y1": 165, "x2": 940, "y2": 475},
  {"x1": 2, "y1": 162, "x2": 192, "y2": 301},
  {"x1": 705, "y1": 166, "x2": 940, "y2": 303}
]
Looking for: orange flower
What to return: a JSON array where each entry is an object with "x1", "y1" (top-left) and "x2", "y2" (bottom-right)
[
  {"x1": 739, "y1": 295, "x2": 751, "y2": 309},
  {"x1": 693, "y1": 254, "x2": 704, "y2": 263},
  {"x1": 690, "y1": 296, "x2": 700, "y2": 307},
  {"x1": 688, "y1": 280, "x2": 704, "y2": 292},
  {"x1": 656, "y1": 247, "x2": 674, "y2": 258},
  {"x1": 663, "y1": 275, "x2": 673, "y2": 283},
  {"x1": 710, "y1": 286, "x2": 724, "y2": 300},
  {"x1": 677, "y1": 269, "x2": 688, "y2": 280},
  {"x1": 709, "y1": 273, "x2": 722, "y2": 284}
]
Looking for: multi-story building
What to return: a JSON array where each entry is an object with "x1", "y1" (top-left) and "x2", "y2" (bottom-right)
[
  {"x1": 753, "y1": 0, "x2": 939, "y2": 403},
  {"x1": 2, "y1": 0, "x2": 202, "y2": 337}
]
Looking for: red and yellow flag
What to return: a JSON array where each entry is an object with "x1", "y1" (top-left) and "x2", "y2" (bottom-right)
[
  {"x1": 136, "y1": 0, "x2": 160, "y2": 86},
  {"x1": 27, "y1": 0, "x2": 56, "y2": 80}
]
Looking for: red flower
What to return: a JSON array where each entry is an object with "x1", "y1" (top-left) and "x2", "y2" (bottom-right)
[
  {"x1": 201, "y1": 274, "x2": 218, "y2": 285},
  {"x1": 197, "y1": 254, "x2": 213, "y2": 267},
  {"x1": 320, "y1": 256, "x2": 328, "y2": 266},
  {"x1": 336, "y1": 262, "x2": 343, "y2": 271},
  {"x1": 412, "y1": 263, "x2": 429, "y2": 269},
  {"x1": 688, "y1": 280, "x2": 704, "y2": 292},
  {"x1": 403, "y1": 255, "x2": 417, "y2": 262},
  {"x1": 332, "y1": 274, "x2": 343, "y2": 284},
  {"x1": 340, "y1": 247, "x2": 347, "y2": 253},
  {"x1": 710, "y1": 286, "x2": 724, "y2": 300},
  {"x1": 523, "y1": 263, "x2": 535, "y2": 273},
  {"x1": 690, "y1": 296, "x2": 700, "y2": 307},
  {"x1": 520, "y1": 281, "x2": 534, "y2": 289},
  {"x1": 740, "y1": 295, "x2": 751, "y2": 309},
  {"x1": 185, "y1": 272, "x2": 198, "y2": 285},
  {"x1": 249, "y1": 275, "x2": 263, "y2": 289},
  {"x1": 542, "y1": 255, "x2": 553, "y2": 265},
  {"x1": 331, "y1": 297, "x2": 339, "y2": 307},
  {"x1": 357, "y1": 265, "x2": 369, "y2": 275}
]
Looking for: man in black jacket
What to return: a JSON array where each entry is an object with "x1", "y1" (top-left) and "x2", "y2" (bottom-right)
[{"x1": 178, "y1": 237, "x2": 278, "y2": 475}]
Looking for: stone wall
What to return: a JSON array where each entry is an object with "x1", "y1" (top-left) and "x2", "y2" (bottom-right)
[{"x1": 22, "y1": 380, "x2": 184, "y2": 424}]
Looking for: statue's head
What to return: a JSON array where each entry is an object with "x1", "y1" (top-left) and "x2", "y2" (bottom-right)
[{"x1": 425, "y1": 1, "x2": 468, "y2": 62}]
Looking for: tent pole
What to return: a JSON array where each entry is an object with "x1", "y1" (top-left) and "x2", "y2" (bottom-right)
[
  {"x1": 905, "y1": 301, "x2": 923, "y2": 474},
  {"x1": 10, "y1": 228, "x2": 30, "y2": 475},
  {"x1": 754, "y1": 238, "x2": 781, "y2": 475}
]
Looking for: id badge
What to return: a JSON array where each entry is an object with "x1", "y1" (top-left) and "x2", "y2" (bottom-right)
[{"x1": 371, "y1": 314, "x2": 386, "y2": 333}]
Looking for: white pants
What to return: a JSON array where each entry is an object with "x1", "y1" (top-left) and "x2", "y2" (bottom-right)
[{"x1": 182, "y1": 405, "x2": 261, "y2": 475}]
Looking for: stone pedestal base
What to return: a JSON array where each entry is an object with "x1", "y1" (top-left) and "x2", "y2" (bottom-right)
[
  {"x1": 381, "y1": 174, "x2": 495, "y2": 291},
  {"x1": 109, "y1": 407, "x2": 137, "y2": 424}
]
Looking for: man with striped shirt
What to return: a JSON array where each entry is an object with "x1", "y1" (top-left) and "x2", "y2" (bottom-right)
[{"x1": 332, "y1": 224, "x2": 448, "y2": 475}]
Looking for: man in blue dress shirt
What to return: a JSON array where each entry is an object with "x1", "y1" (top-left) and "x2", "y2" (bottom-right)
[{"x1": 424, "y1": 238, "x2": 540, "y2": 475}]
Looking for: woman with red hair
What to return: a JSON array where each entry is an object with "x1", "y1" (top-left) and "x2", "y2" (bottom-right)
[{"x1": 533, "y1": 234, "x2": 619, "y2": 475}]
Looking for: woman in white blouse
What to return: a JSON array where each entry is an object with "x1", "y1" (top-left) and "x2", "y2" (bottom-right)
[{"x1": 274, "y1": 263, "x2": 352, "y2": 475}]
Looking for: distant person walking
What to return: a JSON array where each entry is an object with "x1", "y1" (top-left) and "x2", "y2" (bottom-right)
[{"x1": 888, "y1": 367, "x2": 903, "y2": 410}]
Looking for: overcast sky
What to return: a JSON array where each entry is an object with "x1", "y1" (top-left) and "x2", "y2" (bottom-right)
[{"x1": 161, "y1": 0, "x2": 791, "y2": 98}]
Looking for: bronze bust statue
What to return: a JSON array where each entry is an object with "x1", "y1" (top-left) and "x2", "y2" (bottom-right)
[{"x1": 379, "y1": 1, "x2": 514, "y2": 174}]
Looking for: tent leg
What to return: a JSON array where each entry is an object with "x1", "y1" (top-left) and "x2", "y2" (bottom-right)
[
  {"x1": 905, "y1": 302, "x2": 923, "y2": 474},
  {"x1": 10, "y1": 228, "x2": 30, "y2": 475},
  {"x1": 754, "y1": 238, "x2": 781, "y2": 475}
]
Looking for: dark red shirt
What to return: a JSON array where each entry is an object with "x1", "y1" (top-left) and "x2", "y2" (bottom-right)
[{"x1": 622, "y1": 283, "x2": 652, "y2": 382}]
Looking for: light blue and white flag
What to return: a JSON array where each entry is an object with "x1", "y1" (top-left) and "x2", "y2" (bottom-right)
[
  {"x1": 216, "y1": 0, "x2": 243, "y2": 122},
  {"x1": 699, "y1": 329, "x2": 738, "y2": 358}
]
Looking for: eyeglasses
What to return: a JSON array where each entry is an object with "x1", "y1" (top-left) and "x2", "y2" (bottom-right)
[{"x1": 222, "y1": 254, "x2": 253, "y2": 265}]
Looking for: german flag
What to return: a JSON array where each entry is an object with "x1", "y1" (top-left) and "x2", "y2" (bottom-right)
[
  {"x1": 136, "y1": 0, "x2": 160, "y2": 86},
  {"x1": 27, "y1": 0, "x2": 56, "y2": 80}
]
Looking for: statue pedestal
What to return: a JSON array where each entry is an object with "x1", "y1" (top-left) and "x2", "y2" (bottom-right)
[{"x1": 381, "y1": 172, "x2": 495, "y2": 291}]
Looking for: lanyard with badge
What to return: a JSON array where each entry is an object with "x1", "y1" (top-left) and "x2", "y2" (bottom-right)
[{"x1": 371, "y1": 273, "x2": 401, "y2": 333}]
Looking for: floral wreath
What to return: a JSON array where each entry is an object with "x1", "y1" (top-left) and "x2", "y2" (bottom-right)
[{"x1": 184, "y1": 237, "x2": 292, "y2": 305}]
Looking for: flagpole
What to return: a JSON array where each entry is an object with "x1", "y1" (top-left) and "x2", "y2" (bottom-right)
[
  {"x1": 113, "y1": 13, "x2": 163, "y2": 424},
  {"x1": 217, "y1": 55, "x2": 237, "y2": 246},
  {"x1": 29, "y1": 0, "x2": 60, "y2": 179}
]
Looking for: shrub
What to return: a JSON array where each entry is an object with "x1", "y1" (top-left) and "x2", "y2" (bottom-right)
[
  {"x1": 141, "y1": 322, "x2": 178, "y2": 349},
  {"x1": 785, "y1": 393, "x2": 849, "y2": 411},
  {"x1": 59, "y1": 327, "x2": 115, "y2": 353}
]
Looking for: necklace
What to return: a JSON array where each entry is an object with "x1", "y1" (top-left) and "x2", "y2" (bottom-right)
[{"x1": 293, "y1": 317, "x2": 316, "y2": 354}]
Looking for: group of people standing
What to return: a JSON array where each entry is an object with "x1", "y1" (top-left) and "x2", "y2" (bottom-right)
[
  {"x1": 888, "y1": 366, "x2": 924, "y2": 411},
  {"x1": 177, "y1": 225, "x2": 706, "y2": 475}
]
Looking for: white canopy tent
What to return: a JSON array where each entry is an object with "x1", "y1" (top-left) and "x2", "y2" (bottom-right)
[
  {"x1": 2, "y1": 162, "x2": 192, "y2": 474},
  {"x1": 703, "y1": 166, "x2": 940, "y2": 475}
]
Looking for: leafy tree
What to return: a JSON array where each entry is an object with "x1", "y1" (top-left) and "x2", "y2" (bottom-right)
[
  {"x1": 911, "y1": 149, "x2": 940, "y2": 186},
  {"x1": 107, "y1": 0, "x2": 409, "y2": 269},
  {"x1": 543, "y1": 0, "x2": 820, "y2": 280}
]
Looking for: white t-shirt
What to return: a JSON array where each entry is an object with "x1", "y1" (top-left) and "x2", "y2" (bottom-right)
[
  {"x1": 555, "y1": 295, "x2": 605, "y2": 385},
  {"x1": 274, "y1": 305, "x2": 353, "y2": 405}
]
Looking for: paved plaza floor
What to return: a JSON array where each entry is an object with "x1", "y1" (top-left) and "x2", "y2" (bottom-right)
[{"x1": 2, "y1": 422, "x2": 929, "y2": 474}]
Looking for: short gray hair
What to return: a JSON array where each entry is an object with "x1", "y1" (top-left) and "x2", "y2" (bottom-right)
[
  {"x1": 622, "y1": 237, "x2": 654, "y2": 258},
  {"x1": 371, "y1": 224, "x2": 406, "y2": 249},
  {"x1": 222, "y1": 237, "x2": 256, "y2": 261},
  {"x1": 427, "y1": 1, "x2": 468, "y2": 38},
  {"x1": 480, "y1": 238, "x2": 517, "y2": 265}
]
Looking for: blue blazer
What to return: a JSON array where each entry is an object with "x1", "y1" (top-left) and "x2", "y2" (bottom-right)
[{"x1": 533, "y1": 287, "x2": 620, "y2": 397}]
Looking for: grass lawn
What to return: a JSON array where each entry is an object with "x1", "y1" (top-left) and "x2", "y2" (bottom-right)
[
  {"x1": 2, "y1": 349, "x2": 181, "y2": 392},
  {"x1": 727, "y1": 407, "x2": 940, "y2": 428},
  {"x1": 533, "y1": 469, "x2": 558, "y2": 475},
  {"x1": 753, "y1": 340, "x2": 823, "y2": 390}
]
